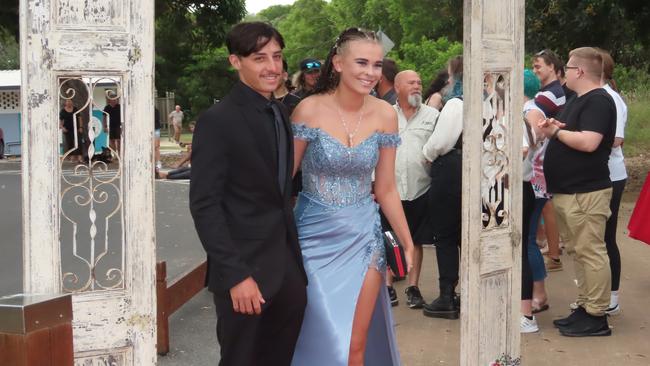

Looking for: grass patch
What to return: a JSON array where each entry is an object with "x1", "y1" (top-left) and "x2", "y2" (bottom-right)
[{"x1": 623, "y1": 89, "x2": 650, "y2": 157}]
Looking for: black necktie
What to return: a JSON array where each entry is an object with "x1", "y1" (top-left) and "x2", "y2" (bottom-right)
[{"x1": 269, "y1": 102, "x2": 288, "y2": 195}]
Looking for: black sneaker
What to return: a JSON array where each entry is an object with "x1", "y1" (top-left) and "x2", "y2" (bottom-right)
[
  {"x1": 559, "y1": 312, "x2": 611, "y2": 337},
  {"x1": 553, "y1": 306, "x2": 586, "y2": 329},
  {"x1": 405, "y1": 286, "x2": 424, "y2": 309},
  {"x1": 387, "y1": 286, "x2": 398, "y2": 307}
]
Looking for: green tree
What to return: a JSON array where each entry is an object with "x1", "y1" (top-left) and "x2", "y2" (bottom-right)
[
  {"x1": 256, "y1": 5, "x2": 293, "y2": 26},
  {"x1": 525, "y1": 0, "x2": 650, "y2": 67},
  {"x1": 276, "y1": 0, "x2": 338, "y2": 72},
  {"x1": 177, "y1": 47, "x2": 237, "y2": 114},
  {"x1": 394, "y1": 0, "x2": 462, "y2": 44},
  {"x1": 390, "y1": 37, "x2": 462, "y2": 84},
  {"x1": 0, "y1": 26, "x2": 19, "y2": 69},
  {"x1": 0, "y1": 1, "x2": 18, "y2": 42},
  {"x1": 154, "y1": 0, "x2": 246, "y2": 116}
]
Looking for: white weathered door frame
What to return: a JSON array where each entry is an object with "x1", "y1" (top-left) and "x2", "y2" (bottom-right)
[
  {"x1": 461, "y1": 1, "x2": 524, "y2": 365},
  {"x1": 20, "y1": 0, "x2": 156, "y2": 364}
]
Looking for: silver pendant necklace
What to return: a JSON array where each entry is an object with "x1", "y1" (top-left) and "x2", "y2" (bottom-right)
[{"x1": 335, "y1": 95, "x2": 366, "y2": 147}]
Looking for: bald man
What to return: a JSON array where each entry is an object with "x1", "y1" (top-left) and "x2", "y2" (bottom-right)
[{"x1": 381, "y1": 70, "x2": 440, "y2": 308}]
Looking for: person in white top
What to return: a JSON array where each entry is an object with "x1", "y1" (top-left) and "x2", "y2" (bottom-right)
[
  {"x1": 168, "y1": 105, "x2": 184, "y2": 143},
  {"x1": 421, "y1": 56, "x2": 464, "y2": 320},
  {"x1": 382, "y1": 70, "x2": 439, "y2": 308},
  {"x1": 599, "y1": 49, "x2": 627, "y2": 315}
]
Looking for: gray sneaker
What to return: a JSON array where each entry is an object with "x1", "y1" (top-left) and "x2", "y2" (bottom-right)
[{"x1": 405, "y1": 286, "x2": 424, "y2": 309}]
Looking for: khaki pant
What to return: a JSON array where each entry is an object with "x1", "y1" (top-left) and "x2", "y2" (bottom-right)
[{"x1": 553, "y1": 188, "x2": 612, "y2": 316}]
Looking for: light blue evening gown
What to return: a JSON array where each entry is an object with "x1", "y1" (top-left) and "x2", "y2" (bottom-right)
[{"x1": 290, "y1": 123, "x2": 401, "y2": 366}]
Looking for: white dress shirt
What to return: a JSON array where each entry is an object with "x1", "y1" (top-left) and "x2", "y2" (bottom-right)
[
  {"x1": 422, "y1": 98, "x2": 463, "y2": 163},
  {"x1": 393, "y1": 103, "x2": 440, "y2": 201},
  {"x1": 603, "y1": 84, "x2": 628, "y2": 181}
]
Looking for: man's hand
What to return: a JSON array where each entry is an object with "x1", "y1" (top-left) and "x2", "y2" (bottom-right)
[
  {"x1": 537, "y1": 118, "x2": 566, "y2": 139},
  {"x1": 229, "y1": 277, "x2": 265, "y2": 315}
]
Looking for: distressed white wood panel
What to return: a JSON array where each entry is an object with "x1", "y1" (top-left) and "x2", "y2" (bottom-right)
[
  {"x1": 52, "y1": 33, "x2": 132, "y2": 71},
  {"x1": 461, "y1": 0, "x2": 524, "y2": 365},
  {"x1": 21, "y1": 0, "x2": 156, "y2": 364},
  {"x1": 54, "y1": 0, "x2": 126, "y2": 29},
  {"x1": 478, "y1": 272, "x2": 510, "y2": 365},
  {"x1": 21, "y1": 1, "x2": 61, "y2": 295},
  {"x1": 482, "y1": 0, "x2": 512, "y2": 38},
  {"x1": 74, "y1": 347, "x2": 132, "y2": 366}
]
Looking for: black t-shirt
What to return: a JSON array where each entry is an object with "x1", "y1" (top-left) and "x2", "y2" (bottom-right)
[
  {"x1": 103, "y1": 103, "x2": 121, "y2": 130},
  {"x1": 59, "y1": 107, "x2": 79, "y2": 131},
  {"x1": 544, "y1": 88, "x2": 616, "y2": 194},
  {"x1": 280, "y1": 92, "x2": 301, "y2": 115}
]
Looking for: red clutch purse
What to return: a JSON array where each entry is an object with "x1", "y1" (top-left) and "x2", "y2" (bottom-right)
[{"x1": 383, "y1": 231, "x2": 408, "y2": 280}]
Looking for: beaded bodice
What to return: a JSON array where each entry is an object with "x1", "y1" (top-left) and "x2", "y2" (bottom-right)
[{"x1": 293, "y1": 123, "x2": 401, "y2": 207}]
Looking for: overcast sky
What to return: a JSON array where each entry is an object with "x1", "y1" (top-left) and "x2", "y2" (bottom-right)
[{"x1": 246, "y1": 0, "x2": 296, "y2": 15}]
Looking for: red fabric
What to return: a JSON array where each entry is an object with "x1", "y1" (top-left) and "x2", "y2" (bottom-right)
[
  {"x1": 393, "y1": 247, "x2": 406, "y2": 278},
  {"x1": 628, "y1": 172, "x2": 650, "y2": 245}
]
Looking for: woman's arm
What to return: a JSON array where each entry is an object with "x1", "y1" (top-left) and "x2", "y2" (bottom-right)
[
  {"x1": 374, "y1": 105, "x2": 414, "y2": 270},
  {"x1": 290, "y1": 98, "x2": 315, "y2": 177}
]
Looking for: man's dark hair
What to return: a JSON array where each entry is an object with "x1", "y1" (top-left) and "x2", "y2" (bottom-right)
[
  {"x1": 533, "y1": 49, "x2": 565, "y2": 76},
  {"x1": 226, "y1": 22, "x2": 285, "y2": 57},
  {"x1": 382, "y1": 58, "x2": 398, "y2": 84}
]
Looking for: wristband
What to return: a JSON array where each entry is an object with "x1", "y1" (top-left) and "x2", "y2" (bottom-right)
[{"x1": 551, "y1": 128, "x2": 561, "y2": 140}]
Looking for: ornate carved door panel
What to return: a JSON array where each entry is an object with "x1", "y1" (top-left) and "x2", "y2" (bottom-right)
[
  {"x1": 461, "y1": 1, "x2": 524, "y2": 365},
  {"x1": 20, "y1": 1, "x2": 156, "y2": 364}
]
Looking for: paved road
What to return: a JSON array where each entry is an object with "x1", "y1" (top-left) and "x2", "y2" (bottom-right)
[{"x1": 0, "y1": 159, "x2": 205, "y2": 296}]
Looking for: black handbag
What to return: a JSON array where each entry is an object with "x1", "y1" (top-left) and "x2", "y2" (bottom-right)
[{"x1": 383, "y1": 231, "x2": 408, "y2": 280}]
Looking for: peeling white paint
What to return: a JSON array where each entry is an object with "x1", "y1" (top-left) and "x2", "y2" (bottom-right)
[
  {"x1": 22, "y1": 0, "x2": 156, "y2": 364},
  {"x1": 460, "y1": 1, "x2": 524, "y2": 365}
]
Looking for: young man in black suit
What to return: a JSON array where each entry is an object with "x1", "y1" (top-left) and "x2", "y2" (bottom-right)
[{"x1": 189, "y1": 22, "x2": 307, "y2": 365}]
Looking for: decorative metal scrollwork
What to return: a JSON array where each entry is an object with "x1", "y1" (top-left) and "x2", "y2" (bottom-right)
[
  {"x1": 481, "y1": 72, "x2": 510, "y2": 229},
  {"x1": 58, "y1": 76, "x2": 124, "y2": 293}
]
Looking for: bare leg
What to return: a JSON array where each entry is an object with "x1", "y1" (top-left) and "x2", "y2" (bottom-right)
[
  {"x1": 349, "y1": 268, "x2": 382, "y2": 366},
  {"x1": 154, "y1": 138, "x2": 160, "y2": 165},
  {"x1": 521, "y1": 300, "x2": 532, "y2": 317},
  {"x1": 174, "y1": 125, "x2": 181, "y2": 143},
  {"x1": 408, "y1": 245, "x2": 423, "y2": 287},
  {"x1": 543, "y1": 201, "x2": 561, "y2": 260},
  {"x1": 532, "y1": 280, "x2": 548, "y2": 306}
]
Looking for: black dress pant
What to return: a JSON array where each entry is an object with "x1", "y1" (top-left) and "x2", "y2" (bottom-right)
[
  {"x1": 605, "y1": 178, "x2": 626, "y2": 291},
  {"x1": 212, "y1": 251, "x2": 307, "y2": 366},
  {"x1": 428, "y1": 150, "x2": 462, "y2": 288},
  {"x1": 521, "y1": 181, "x2": 534, "y2": 300}
]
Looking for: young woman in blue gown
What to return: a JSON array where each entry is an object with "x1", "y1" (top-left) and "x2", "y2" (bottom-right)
[{"x1": 290, "y1": 28, "x2": 415, "y2": 366}]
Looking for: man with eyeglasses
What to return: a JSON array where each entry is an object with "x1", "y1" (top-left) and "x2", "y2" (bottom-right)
[
  {"x1": 532, "y1": 49, "x2": 566, "y2": 118},
  {"x1": 540, "y1": 47, "x2": 617, "y2": 338},
  {"x1": 293, "y1": 58, "x2": 321, "y2": 99}
]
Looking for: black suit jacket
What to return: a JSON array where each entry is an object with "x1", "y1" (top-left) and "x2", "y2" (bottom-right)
[{"x1": 190, "y1": 82, "x2": 306, "y2": 298}]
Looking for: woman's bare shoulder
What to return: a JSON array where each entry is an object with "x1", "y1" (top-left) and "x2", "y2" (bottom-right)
[
  {"x1": 367, "y1": 97, "x2": 398, "y2": 133},
  {"x1": 292, "y1": 94, "x2": 330, "y2": 128}
]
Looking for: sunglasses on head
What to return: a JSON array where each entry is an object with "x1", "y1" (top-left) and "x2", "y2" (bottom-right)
[{"x1": 304, "y1": 61, "x2": 321, "y2": 70}]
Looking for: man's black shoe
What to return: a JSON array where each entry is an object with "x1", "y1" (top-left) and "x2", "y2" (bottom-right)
[
  {"x1": 387, "y1": 286, "x2": 398, "y2": 307},
  {"x1": 559, "y1": 312, "x2": 611, "y2": 337},
  {"x1": 405, "y1": 286, "x2": 424, "y2": 309},
  {"x1": 553, "y1": 306, "x2": 586, "y2": 329},
  {"x1": 423, "y1": 294, "x2": 459, "y2": 319}
]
